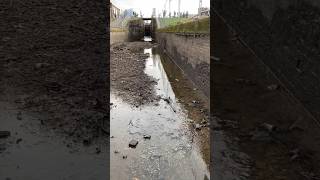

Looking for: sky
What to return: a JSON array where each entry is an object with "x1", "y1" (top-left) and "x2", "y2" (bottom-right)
[{"x1": 111, "y1": 0, "x2": 210, "y2": 17}]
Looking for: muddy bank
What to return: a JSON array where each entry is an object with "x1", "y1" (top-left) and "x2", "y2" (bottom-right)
[
  {"x1": 0, "y1": 0, "x2": 108, "y2": 143},
  {"x1": 111, "y1": 42, "x2": 159, "y2": 107},
  {"x1": 212, "y1": 13, "x2": 320, "y2": 180}
]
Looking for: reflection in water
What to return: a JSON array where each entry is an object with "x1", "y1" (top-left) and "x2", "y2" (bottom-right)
[
  {"x1": 110, "y1": 42, "x2": 209, "y2": 180},
  {"x1": 143, "y1": 36, "x2": 152, "y2": 42}
]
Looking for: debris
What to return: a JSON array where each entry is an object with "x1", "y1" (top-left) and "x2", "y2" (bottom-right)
[
  {"x1": 289, "y1": 148, "x2": 300, "y2": 161},
  {"x1": 211, "y1": 56, "x2": 221, "y2": 61},
  {"x1": 192, "y1": 100, "x2": 199, "y2": 104},
  {"x1": 289, "y1": 120, "x2": 304, "y2": 131},
  {"x1": 114, "y1": 150, "x2": 119, "y2": 154},
  {"x1": 250, "y1": 130, "x2": 272, "y2": 142},
  {"x1": 17, "y1": 112, "x2": 22, "y2": 120},
  {"x1": 35, "y1": 62, "x2": 50, "y2": 69},
  {"x1": 163, "y1": 98, "x2": 171, "y2": 104},
  {"x1": 95, "y1": 147, "x2": 101, "y2": 154},
  {"x1": 129, "y1": 140, "x2": 139, "y2": 148},
  {"x1": 0, "y1": 131, "x2": 10, "y2": 138},
  {"x1": 234, "y1": 78, "x2": 256, "y2": 85},
  {"x1": 123, "y1": 155, "x2": 127, "y2": 159},
  {"x1": 260, "y1": 123, "x2": 276, "y2": 132},
  {"x1": 195, "y1": 124, "x2": 202, "y2": 130},
  {"x1": 16, "y1": 138, "x2": 22, "y2": 144},
  {"x1": 143, "y1": 135, "x2": 151, "y2": 139},
  {"x1": 267, "y1": 84, "x2": 280, "y2": 91},
  {"x1": 82, "y1": 137, "x2": 91, "y2": 146}
]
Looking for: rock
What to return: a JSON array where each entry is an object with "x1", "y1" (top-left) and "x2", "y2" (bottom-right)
[
  {"x1": 250, "y1": 130, "x2": 272, "y2": 142},
  {"x1": 122, "y1": 155, "x2": 127, "y2": 159},
  {"x1": 143, "y1": 135, "x2": 151, "y2": 139},
  {"x1": 195, "y1": 124, "x2": 201, "y2": 130},
  {"x1": 211, "y1": 56, "x2": 221, "y2": 61},
  {"x1": 17, "y1": 112, "x2": 22, "y2": 120},
  {"x1": 267, "y1": 84, "x2": 280, "y2": 91},
  {"x1": 289, "y1": 120, "x2": 304, "y2": 131},
  {"x1": 16, "y1": 138, "x2": 22, "y2": 144},
  {"x1": 95, "y1": 147, "x2": 101, "y2": 154},
  {"x1": 114, "y1": 150, "x2": 119, "y2": 154},
  {"x1": 260, "y1": 123, "x2": 276, "y2": 132},
  {"x1": 83, "y1": 137, "x2": 91, "y2": 146},
  {"x1": 201, "y1": 119, "x2": 207, "y2": 125},
  {"x1": 235, "y1": 78, "x2": 256, "y2": 85},
  {"x1": 163, "y1": 98, "x2": 171, "y2": 104},
  {"x1": 35, "y1": 62, "x2": 50, "y2": 69},
  {"x1": 289, "y1": 148, "x2": 300, "y2": 161},
  {"x1": 129, "y1": 140, "x2": 138, "y2": 148},
  {"x1": 192, "y1": 100, "x2": 199, "y2": 104},
  {"x1": 0, "y1": 131, "x2": 10, "y2": 138}
]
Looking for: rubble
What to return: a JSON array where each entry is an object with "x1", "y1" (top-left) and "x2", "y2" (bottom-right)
[
  {"x1": 129, "y1": 140, "x2": 139, "y2": 148},
  {"x1": 0, "y1": 131, "x2": 10, "y2": 139}
]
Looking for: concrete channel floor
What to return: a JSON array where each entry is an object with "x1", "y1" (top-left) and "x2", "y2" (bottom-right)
[
  {"x1": 110, "y1": 38, "x2": 210, "y2": 180},
  {"x1": 212, "y1": 15, "x2": 320, "y2": 180}
]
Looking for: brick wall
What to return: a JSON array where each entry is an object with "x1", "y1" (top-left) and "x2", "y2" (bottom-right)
[{"x1": 156, "y1": 33, "x2": 210, "y2": 97}]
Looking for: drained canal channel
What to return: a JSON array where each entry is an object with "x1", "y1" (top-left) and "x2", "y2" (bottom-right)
[{"x1": 110, "y1": 37, "x2": 210, "y2": 179}]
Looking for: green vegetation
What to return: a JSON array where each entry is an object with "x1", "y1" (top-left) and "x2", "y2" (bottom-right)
[
  {"x1": 110, "y1": 27, "x2": 126, "y2": 32},
  {"x1": 158, "y1": 18, "x2": 190, "y2": 28},
  {"x1": 157, "y1": 17, "x2": 209, "y2": 34}
]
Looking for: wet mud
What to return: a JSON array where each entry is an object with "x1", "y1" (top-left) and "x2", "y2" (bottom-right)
[
  {"x1": 111, "y1": 38, "x2": 210, "y2": 179},
  {"x1": 212, "y1": 13, "x2": 320, "y2": 180}
]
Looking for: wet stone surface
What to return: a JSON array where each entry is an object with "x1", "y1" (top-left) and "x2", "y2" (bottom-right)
[{"x1": 111, "y1": 38, "x2": 210, "y2": 179}]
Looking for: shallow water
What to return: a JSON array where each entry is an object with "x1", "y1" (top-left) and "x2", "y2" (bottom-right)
[
  {"x1": 0, "y1": 101, "x2": 107, "y2": 180},
  {"x1": 110, "y1": 38, "x2": 209, "y2": 180}
]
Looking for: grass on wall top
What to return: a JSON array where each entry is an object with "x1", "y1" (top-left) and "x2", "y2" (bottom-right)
[{"x1": 157, "y1": 17, "x2": 209, "y2": 34}]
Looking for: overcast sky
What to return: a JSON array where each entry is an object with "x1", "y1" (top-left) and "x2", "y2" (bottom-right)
[{"x1": 111, "y1": 0, "x2": 210, "y2": 17}]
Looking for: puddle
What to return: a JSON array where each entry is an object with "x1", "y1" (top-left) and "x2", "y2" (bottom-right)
[
  {"x1": 0, "y1": 101, "x2": 107, "y2": 180},
  {"x1": 111, "y1": 37, "x2": 209, "y2": 179}
]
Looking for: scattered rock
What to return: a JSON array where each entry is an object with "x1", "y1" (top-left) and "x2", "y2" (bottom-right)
[
  {"x1": 0, "y1": 131, "x2": 10, "y2": 138},
  {"x1": 129, "y1": 140, "x2": 138, "y2": 148},
  {"x1": 17, "y1": 112, "x2": 22, "y2": 120},
  {"x1": 211, "y1": 56, "x2": 221, "y2": 61},
  {"x1": 16, "y1": 138, "x2": 22, "y2": 144},
  {"x1": 194, "y1": 124, "x2": 202, "y2": 130},
  {"x1": 83, "y1": 137, "x2": 91, "y2": 146},
  {"x1": 35, "y1": 62, "x2": 50, "y2": 69},
  {"x1": 250, "y1": 130, "x2": 272, "y2": 142},
  {"x1": 143, "y1": 135, "x2": 151, "y2": 139},
  {"x1": 289, "y1": 120, "x2": 304, "y2": 131},
  {"x1": 267, "y1": 84, "x2": 280, "y2": 91},
  {"x1": 95, "y1": 147, "x2": 101, "y2": 154},
  {"x1": 192, "y1": 100, "x2": 199, "y2": 104},
  {"x1": 289, "y1": 148, "x2": 300, "y2": 161},
  {"x1": 260, "y1": 123, "x2": 276, "y2": 132},
  {"x1": 114, "y1": 150, "x2": 119, "y2": 154},
  {"x1": 123, "y1": 155, "x2": 127, "y2": 159},
  {"x1": 163, "y1": 98, "x2": 171, "y2": 104},
  {"x1": 235, "y1": 78, "x2": 256, "y2": 85}
]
